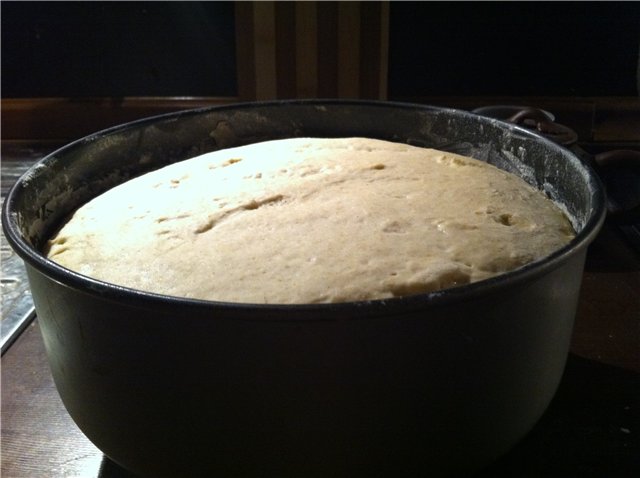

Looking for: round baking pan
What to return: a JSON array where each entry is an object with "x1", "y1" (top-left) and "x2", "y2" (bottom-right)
[{"x1": 2, "y1": 100, "x2": 606, "y2": 477}]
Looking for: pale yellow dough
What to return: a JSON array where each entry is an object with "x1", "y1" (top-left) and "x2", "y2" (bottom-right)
[{"x1": 46, "y1": 137, "x2": 575, "y2": 303}]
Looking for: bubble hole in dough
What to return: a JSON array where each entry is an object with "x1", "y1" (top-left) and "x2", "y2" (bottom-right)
[{"x1": 46, "y1": 137, "x2": 575, "y2": 304}]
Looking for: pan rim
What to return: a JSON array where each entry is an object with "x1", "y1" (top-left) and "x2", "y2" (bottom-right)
[{"x1": 1, "y1": 99, "x2": 607, "y2": 318}]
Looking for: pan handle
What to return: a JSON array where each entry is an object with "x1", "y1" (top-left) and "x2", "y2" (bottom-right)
[
  {"x1": 507, "y1": 107, "x2": 552, "y2": 124},
  {"x1": 507, "y1": 108, "x2": 639, "y2": 224},
  {"x1": 592, "y1": 150, "x2": 640, "y2": 224},
  {"x1": 476, "y1": 106, "x2": 639, "y2": 224},
  {"x1": 507, "y1": 108, "x2": 578, "y2": 146}
]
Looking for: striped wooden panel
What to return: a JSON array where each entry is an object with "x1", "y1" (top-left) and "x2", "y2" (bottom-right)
[{"x1": 235, "y1": 1, "x2": 389, "y2": 100}]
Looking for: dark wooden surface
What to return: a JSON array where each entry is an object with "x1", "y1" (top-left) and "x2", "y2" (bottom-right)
[
  {"x1": 1, "y1": 142, "x2": 639, "y2": 477},
  {"x1": 2, "y1": 96, "x2": 639, "y2": 145}
]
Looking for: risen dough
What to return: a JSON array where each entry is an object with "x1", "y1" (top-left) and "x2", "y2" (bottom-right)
[{"x1": 46, "y1": 137, "x2": 575, "y2": 303}]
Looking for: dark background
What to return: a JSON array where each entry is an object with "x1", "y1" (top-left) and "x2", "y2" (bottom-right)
[
  {"x1": 2, "y1": 1, "x2": 640, "y2": 98},
  {"x1": 1, "y1": 1, "x2": 237, "y2": 97},
  {"x1": 389, "y1": 1, "x2": 640, "y2": 97}
]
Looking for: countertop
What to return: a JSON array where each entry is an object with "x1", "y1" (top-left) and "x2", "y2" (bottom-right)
[{"x1": 1, "y1": 142, "x2": 638, "y2": 477}]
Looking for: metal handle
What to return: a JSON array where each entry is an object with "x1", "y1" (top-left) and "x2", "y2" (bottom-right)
[
  {"x1": 507, "y1": 107, "x2": 552, "y2": 125},
  {"x1": 507, "y1": 108, "x2": 578, "y2": 146},
  {"x1": 476, "y1": 106, "x2": 638, "y2": 224}
]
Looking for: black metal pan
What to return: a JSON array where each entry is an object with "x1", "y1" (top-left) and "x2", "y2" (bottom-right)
[{"x1": 2, "y1": 100, "x2": 607, "y2": 477}]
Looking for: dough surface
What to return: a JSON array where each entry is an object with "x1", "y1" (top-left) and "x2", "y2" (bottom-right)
[{"x1": 46, "y1": 137, "x2": 575, "y2": 303}]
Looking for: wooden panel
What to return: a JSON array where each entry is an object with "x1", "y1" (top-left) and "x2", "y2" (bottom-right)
[
  {"x1": 0, "y1": 97, "x2": 237, "y2": 142},
  {"x1": 233, "y1": 1, "x2": 390, "y2": 101},
  {"x1": 295, "y1": 2, "x2": 319, "y2": 98},
  {"x1": 252, "y1": 2, "x2": 278, "y2": 100},
  {"x1": 337, "y1": 2, "x2": 361, "y2": 98},
  {"x1": 275, "y1": 2, "x2": 297, "y2": 98},
  {"x1": 317, "y1": 2, "x2": 339, "y2": 98}
]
